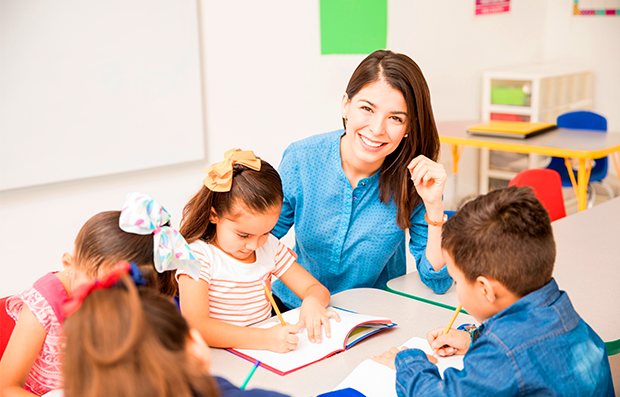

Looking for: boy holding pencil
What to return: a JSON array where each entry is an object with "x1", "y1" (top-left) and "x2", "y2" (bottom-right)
[{"x1": 373, "y1": 186, "x2": 614, "y2": 396}]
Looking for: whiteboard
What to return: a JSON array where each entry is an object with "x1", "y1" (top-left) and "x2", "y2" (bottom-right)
[{"x1": 0, "y1": 0, "x2": 204, "y2": 190}]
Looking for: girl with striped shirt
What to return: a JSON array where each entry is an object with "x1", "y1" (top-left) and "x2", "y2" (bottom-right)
[{"x1": 177, "y1": 149, "x2": 339, "y2": 353}]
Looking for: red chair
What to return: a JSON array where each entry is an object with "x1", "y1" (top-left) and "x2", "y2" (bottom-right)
[
  {"x1": 1, "y1": 296, "x2": 16, "y2": 360},
  {"x1": 509, "y1": 169, "x2": 567, "y2": 222}
]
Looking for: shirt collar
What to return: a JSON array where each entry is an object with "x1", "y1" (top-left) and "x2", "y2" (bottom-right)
[{"x1": 483, "y1": 277, "x2": 560, "y2": 328}]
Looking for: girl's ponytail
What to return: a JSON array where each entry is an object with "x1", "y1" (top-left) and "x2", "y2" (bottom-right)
[{"x1": 63, "y1": 265, "x2": 220, "y2": 397}]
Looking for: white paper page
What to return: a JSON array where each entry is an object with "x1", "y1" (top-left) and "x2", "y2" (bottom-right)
[
  {"x1": 334, "y1": 337, "x2": 464, "y2": 397},
  {"x1": 232, "y1": 307, "x2": 391, "y2": 374}
]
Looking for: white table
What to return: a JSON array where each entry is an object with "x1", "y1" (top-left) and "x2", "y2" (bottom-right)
[
  {"x1": 209, "y1": 288, "x2": 476, "y2": 397},
  {"x1": 387, "y1": 197, "x2": 620, "y2": 355}
]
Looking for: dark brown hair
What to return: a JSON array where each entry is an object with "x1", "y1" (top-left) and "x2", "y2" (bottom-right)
[
  {"x1": 74, "y1": 211, "x2": 176, "y2": 297},
  {"x1": 63, "y1": 275, "x2": 220, "y2": 397},
  {"x1": 343, "y1": 49, "x2": 440, "y2": 229},
  {"x1": 181, "y1": 159, "x2": 283, "y2": 244},
  {"x1": 441, "y1": 186, "x2": 556, "y2": 297}
]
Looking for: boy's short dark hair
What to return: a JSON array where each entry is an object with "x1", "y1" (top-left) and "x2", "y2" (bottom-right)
[{"x1": 442, "y1": 186, "x2": 555, "y2": 297}]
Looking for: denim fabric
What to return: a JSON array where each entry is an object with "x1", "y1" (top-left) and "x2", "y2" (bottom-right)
[
  {"x1": 271, "y1": 130, "x2": 452, "y2": 309},
  {"x1": 394, "y1": 279, "x2": 614, "y2": 396}
]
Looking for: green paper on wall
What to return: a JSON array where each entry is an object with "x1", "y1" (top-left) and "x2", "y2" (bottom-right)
[{"x1": 320, "y1": 0, "x2": 387, "y2": 55}]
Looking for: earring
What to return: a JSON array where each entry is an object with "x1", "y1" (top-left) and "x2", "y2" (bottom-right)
[{"x1": 404, "y1": 134, "x2": 409, "y2": 138}]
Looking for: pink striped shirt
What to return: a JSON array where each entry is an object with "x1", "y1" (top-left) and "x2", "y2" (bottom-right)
[{"x1": 177, "y1": 234, "x2": 295, "y2": 326}]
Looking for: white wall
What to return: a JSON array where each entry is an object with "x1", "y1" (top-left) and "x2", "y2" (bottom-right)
[
  {"x1": 1, "y1": 0, "x2": 618, "y2": 296},
  {"x1": 542, "y1": 0, "x2": 620, "y2": 183},
  {"x1": 543, "y1": 0, "x2": 620, "y2": 133}
]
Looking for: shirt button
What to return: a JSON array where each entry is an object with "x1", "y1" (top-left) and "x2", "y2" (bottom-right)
[{"x1": 353, "y1": 196, "x2": 357, "y2": 200}]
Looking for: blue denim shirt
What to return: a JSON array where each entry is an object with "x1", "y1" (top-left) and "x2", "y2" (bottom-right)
[
  {"x1": 271, "y1": 130, "x2": 452, "y2": 308},
  {"x1": 394, "y1": 278, "x2": 614, "y2": 396}
]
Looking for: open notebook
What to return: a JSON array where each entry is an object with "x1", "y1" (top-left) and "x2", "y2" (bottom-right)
[
  {"x1": 227, "y1": 307, "x2": 395, "y2": 376},
  {"x1": 467, "y1": 121, "x2": 556, "y2": 139},
  {"x1": 331, "y1": 336, "x2": 464, "y2": 397}
]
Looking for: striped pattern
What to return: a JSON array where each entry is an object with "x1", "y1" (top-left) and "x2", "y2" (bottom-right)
[{"x1": 183, "y1": 235, "x2": 295, "y2": 326}]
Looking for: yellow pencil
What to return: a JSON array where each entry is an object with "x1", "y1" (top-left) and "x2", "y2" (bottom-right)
[
  {"x1": 260, "y1": 278, "x2": 286, "y2": 326},
  {"x1": 434, "y1": 304, "x2": 462, "y2": 355},
  {"x1": 442, "y1": 304, "x2": 462, "y2": 336}
]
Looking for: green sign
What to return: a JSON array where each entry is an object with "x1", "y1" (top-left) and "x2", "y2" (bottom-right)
[{"x1": 320, "y1": 0, "x2": 387, "y2": 55}]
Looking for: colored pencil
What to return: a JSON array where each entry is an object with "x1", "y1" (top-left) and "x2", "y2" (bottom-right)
[
  {"x1": 260, "y1": 278, "x2": 286, "y2": 326},
  {"x1": 240, "y1": 361, "x2": 260, "y2": 390},
  {"x1": 434, "y1": 304, "x2": 462, "y2": 355}
]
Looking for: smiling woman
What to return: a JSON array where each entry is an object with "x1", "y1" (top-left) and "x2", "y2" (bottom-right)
[{"x1": 271, "y1": 49, "x2": 454, "y2": 311}]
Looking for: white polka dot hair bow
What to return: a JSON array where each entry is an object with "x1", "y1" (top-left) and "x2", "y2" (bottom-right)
[{"x1": 119, "y1": 192, "x2": 201, "y2": 280}]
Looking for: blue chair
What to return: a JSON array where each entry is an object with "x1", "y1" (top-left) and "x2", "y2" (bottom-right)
[{"x1": 545, "y1": 111, "x2": 614, "y2": 207}]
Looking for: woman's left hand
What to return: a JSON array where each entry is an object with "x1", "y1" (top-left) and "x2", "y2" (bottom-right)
[
  {"x1": 407, "y1": 155, "x2": 447, "y2": 208},
  {"x1": 297, "y1": 297, "x2": 341, "y2": 344}
]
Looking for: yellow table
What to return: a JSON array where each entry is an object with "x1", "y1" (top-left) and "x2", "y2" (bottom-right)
[{"x1": 438, "y1": 120, "x2": 620, "y2": 211}]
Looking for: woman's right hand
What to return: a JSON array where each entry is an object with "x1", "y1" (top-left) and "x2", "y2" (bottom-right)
[
  {"x1": 426, "y1": 326, "x2": 470, "y2": 357},
  {"x1": 265, "y1": 323, "x2": 300, "y2": 353}
]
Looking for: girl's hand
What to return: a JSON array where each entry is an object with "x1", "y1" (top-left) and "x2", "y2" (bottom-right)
[
  {"x1": 426, "y1": 327, "x2": 470, "y2": 356},
  {"x1": 297, "y1": 297, "x2": 341, "y2": 344},
  {"x1": 265, "y1": 323, "x2": 300, "y2": 353},
  {"x1": 407, "y1": 155, "x2": 447, "y2": 209}
]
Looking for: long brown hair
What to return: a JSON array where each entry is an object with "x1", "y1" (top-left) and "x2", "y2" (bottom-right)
[
  {"x1": 181, "y1": 159, "x2": 283, "y2": 244},
  {"x1": 442, "y1": 186, "x2": 555, "y2": 297},
  {"x1": 63, "y1": 275, "x2": 220, "y2": 397},
  {"x1": 74, "y1": 211, "x2": 177, "y2": 296},
  {"x1": 344, "y1": 49, "x2": 440, "y2": 229}
]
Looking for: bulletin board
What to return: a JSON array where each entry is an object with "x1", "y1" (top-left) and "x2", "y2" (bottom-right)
[
  {"x1": 0, "y1": 0, "x2": 205, "y2": 191},
  {"x1": 573, "y1": 0, "x2": 620, "y2": 15}
]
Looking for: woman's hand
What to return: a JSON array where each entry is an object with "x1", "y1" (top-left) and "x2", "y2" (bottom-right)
[
  {"x1": 407, "y1": 155, "x2": 447, "y2": 209},
  {"x1": 298, "y1": 297, "x2": 341, "y2": 344},
  {"x1": 264, "y1": 323, "x2": 300, "y2": 353},
  {"x1": 426, "y1": 327, "x2": 470, "y2": 357}
]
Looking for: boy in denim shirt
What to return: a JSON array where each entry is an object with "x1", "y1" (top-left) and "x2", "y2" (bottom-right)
[{"x1": 373, "y1": 186, "x2": 614, "y2": 396}]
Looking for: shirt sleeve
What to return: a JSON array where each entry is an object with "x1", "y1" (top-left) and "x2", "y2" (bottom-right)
[
  {"x1": 176, "y1": 244, "x2": 212, "y2": 284},
  {"x1": 6, "y1": 289, "x2": 53, "y2": 332},
  {"x1": 394, "y1": 340, "x2": 521, "y2": 396},
  {"x1": 272, "y1": 239, "x2": 296, "y2": 279},
  {"x1": 408, "y1": 204, "x2": 453, "y2": 294},
  {"x1": 272, "y1": 145, "x2": 298, "y2": 239}
]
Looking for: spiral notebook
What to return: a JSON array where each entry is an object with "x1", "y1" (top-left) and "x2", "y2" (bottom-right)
[{"x1": 227, "y1": 307, "x2": 396, "y2": 376}]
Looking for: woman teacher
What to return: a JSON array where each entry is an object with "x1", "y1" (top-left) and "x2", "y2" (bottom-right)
[{"x1": 271, "y1": 50, "x2": 453, "y2": 310}]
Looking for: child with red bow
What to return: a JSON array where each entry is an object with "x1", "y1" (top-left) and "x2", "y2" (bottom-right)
[{"x1": 0, "y1": 193, "x2": 199, "y2": 397}]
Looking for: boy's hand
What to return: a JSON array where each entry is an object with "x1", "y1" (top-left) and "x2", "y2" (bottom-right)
[
  {"x1": 371, "y1": 346, "x2": 401, "y2": 369},
  {"x1": 298, "y1": 297, "x2": 340, "y2": 344},
  {"x1": 371, "y1": 347, "x2": 439, "y2": 370},
  {"x1": 426, "y1": 327, "x2": 470, "y2": 356},
  {"x1": 266, "y1": 323, "x2": 300, "y2": 353}
]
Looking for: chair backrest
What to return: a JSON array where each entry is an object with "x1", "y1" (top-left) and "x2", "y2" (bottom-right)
[
  {"x1": 557, "y1": 111, "x2": 608, "y2": 181},
  {"x1": 0, "y1": 296, "x2": 16, "y2": 360},
  {"x1": 557, "y1": 110, "x2": 607, "y2": 131},
  {"x1": 509, "y1": 169, "x2": 567, "y2": 222}
]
